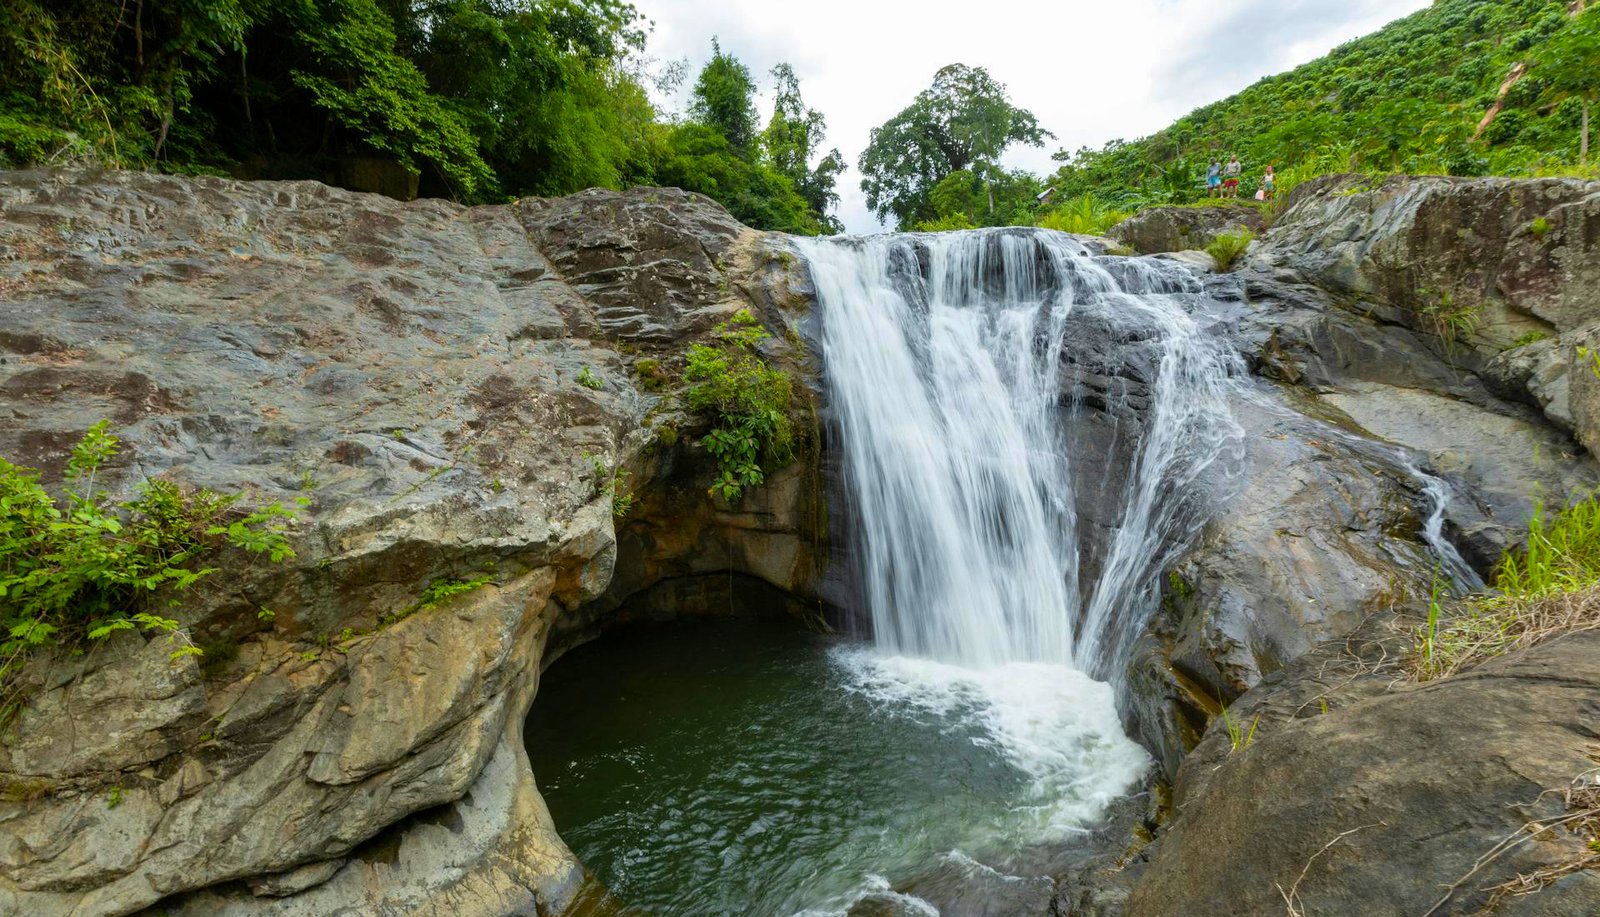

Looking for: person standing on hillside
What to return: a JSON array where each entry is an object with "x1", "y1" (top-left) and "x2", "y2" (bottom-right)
[
  {"x1": 1261, "y1": 164, "x2": 1276, "y2": 200},
  {"x1": 1207, "y1": 159, "x2": 1223, "y2": 197},
  {"x1": 1223, "y1": 155, "x2": 1242, "y2": 198}
]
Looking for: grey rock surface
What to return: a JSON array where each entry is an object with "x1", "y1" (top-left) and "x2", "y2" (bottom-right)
[
  {"x1": 1126, "y1": 630, "x2": 1600, "y2": 917},
  {"x1": 1107, "y1": 203, "x2": 1263, "y2": 255},
  {"x1": 0, "y1": 169, "x2": 824, "y2": 917}
]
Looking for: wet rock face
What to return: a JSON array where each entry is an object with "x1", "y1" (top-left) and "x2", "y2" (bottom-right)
[
  {"x1": 1119, "y1": 174, "x2": 1600, "y2": 916},
  {"x1": 0, "y1": 169, "x2": 823, "y2": 917},
  {"x1": 1107, "y1": 203, "x2": 1263, "y2": 255},
  {"x1": 1123, "y1": 175, "x2": 1600, "y2": 782}
]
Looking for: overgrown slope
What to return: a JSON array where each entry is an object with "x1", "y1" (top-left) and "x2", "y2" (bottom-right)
[{"x1": 1051, "y1": 0, "x2": 1596, "y2": 207}]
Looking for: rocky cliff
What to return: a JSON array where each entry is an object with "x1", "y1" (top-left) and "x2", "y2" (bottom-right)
[
  {"x1": 1113, "y1": 174, "x2": 1600, "y2": 917},
  {"x1": 3, "y1": 167, "x2": 1600, "y2": 917},
  {"x1": 0, "y1": 169, "x2": 825, "y2": 917}
]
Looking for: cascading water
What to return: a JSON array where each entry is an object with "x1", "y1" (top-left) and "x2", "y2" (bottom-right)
[
  {"x1": 798, "y1": 229, "x2": 1243, "y2": 680},
  {"x1": 535, "y1": 228, "x2": 1491, "y2": 917}
]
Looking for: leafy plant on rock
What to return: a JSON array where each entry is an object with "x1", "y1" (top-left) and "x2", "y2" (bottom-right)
[
  {"x1": 1, "y1": 421, "x2": 301, "y2": 723},
  {"x1": 1206, "y1": 229, "x2": 1254, "y2": 271},
  {"x1": 683, "y1": 309, "x2": 793, "y2": 502}
]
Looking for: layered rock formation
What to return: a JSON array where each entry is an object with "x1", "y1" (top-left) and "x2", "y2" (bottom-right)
[
  {"x1": 3, "y1": 165, "x2": 1599, "y2": 917},
  {"x1": 1117, "y1": 174, "x2": 1600, "y2": 917},
  {"x1": 0, "y1": 169, "x2": 823, "y2": 917}
]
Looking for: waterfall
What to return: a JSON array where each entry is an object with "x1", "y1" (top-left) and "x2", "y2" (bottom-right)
[{"x1": 796, "y1": 229, "x2": 1243, "y2": 680}]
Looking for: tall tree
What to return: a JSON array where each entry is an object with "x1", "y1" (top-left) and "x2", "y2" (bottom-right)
[
  {"x1": 1537, "y1": 7, "x2": 1600, "y2": 164},
  {"x1": 858, "y1": 64, "x2": 1050, "y2": 227},
  {"x1": 762, "y1": 63, "x2": 844, "y2": 232},
  {"x1": 689, "y1": 38, "x2": 758, "y2": 155}
]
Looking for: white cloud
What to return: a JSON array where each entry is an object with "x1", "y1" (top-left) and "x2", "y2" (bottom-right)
[{"x1": 634, "y1": 0, "x2": 1430, "y2": 233}]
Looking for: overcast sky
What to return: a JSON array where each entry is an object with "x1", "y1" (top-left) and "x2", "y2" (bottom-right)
[{"x1": 633, "y1": 0, "x2": 1430, "y2": 233}]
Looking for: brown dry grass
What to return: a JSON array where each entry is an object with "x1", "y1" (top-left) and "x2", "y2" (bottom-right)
[
  {"x1": 1411, "y1": 585, "x2": 1600, "y2": 681},
  {"x1": 1482, "y1": 762, "x2": 1600, "y2": 906}
]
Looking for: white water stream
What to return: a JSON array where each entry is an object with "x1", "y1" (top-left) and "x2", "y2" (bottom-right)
[
  {"x1": 798, "y1": 230, "x2": 1242, "y2": 677},
  {"x1": 791, "y1": 229, "x2": 1245, "y2": 890}
]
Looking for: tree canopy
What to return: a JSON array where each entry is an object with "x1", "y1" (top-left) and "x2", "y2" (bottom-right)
[
  {"x1": 0, "y1": 4, "x2": 841, "y2": 232},
  {"x1": 1534, "y1": 6, "x2": 1600, "y2": 163},
  {"x1": 689, "y1": 39, "x2": 760, "y2": 156},
  {"x1": 764, "y1": 64, "x2": 846, "y2": 233},
  {"x1": 652, "y1": 43, "x2": 841, "y2": 234},
  {"x1": 859, "y1": 64, "x2": 1050, "y2": 228}
]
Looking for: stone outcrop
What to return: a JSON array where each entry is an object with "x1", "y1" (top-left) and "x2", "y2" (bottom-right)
[
  {"x1": 1127, "y1": 628, "x2": 1600, "y2": 917},
  {"x1": 1123, "y1": 174, "x2": 1600, "y2": 781},
  {"x1": 1120, "y1": 173, "x2": 1600, "y2": 915},
  {"x1": 1254, "y1": 173, "x2": 1600, "y2": 446},
  {"x1": 0, "y1": 169, "x2": 824, "y2": 917},
  {"x1": 1107, "y1": 202, "x2": 1262, "y2": 256},
  {"x1": 1256, "y1": 173, "x2": 1600, "y2": 348}
]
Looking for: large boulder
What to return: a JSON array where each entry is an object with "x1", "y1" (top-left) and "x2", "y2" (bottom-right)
[
  {"x1": 1257, "y1": 173, "x2": 1600, "y2": 348},
  {"x1": 1107, "y1": 203, "x2": 1263, "y2": 255},
  {"x1": 0, "y1": 169, "x2": 824, "y2": 917},
  {"x1": 1127, "y1": 629, "x2": 1600, "y2": 917},
  {"x1": 1252, "y1": 174, "x2": 1600, "y2": 445},
  {"x1": 1124, "y1": 199, "x2": 1600, "y2": 780},
  {"x1": 1126, "y1": 392, "x2": 1438, "y2": 779}
]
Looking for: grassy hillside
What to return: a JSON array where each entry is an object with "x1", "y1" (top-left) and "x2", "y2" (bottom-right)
[{"x1": 1048, "y1": 0, "x2": 1597, "y2": 211}]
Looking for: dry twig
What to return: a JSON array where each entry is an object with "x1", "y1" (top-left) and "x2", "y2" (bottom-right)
[{"x1": 1278, "y1": 822, "x2": 1385, "y2": 917}]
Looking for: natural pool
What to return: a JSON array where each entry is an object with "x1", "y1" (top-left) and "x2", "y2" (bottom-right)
[{"x1": 524, "y1": 618, "x2": 1147, "y2": 917}]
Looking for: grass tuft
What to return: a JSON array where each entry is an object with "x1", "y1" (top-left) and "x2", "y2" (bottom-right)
[
  {"x1": 1412, "y1": 494, "x2": 1600, "y2": 680},
  {"x1": 1206, "y1": 230, "x2": 1254, "y2": 271}
]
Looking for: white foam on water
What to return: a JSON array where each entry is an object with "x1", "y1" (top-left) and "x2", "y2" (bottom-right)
[
  {"x1": 790, "y1": 874, "x2": 940, "y2": 917},
  {"x1": 831, "y1": 646, "x2": 1150, "y2": 839}
]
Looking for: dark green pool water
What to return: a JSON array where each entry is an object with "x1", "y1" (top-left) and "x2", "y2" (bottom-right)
[{"x1": 525, "y1": 619, "x2": 1146, "y2": 917}]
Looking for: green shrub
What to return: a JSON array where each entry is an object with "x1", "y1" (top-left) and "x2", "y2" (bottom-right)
[
  {"x1": 1036, "y1": 194, "x2": 1131, "y2": 236},
  {"x1": 2, "y1": 422, "x2": 301, "y2": 716},
  {"x1": 1530, "y1": 216, "x2": 1552, "y2": 238},
  {"x1": 379, "y1": 573, "x2": 495, "y2": 629},
  {"x1": 1413, "y1": 494, "x2": 1600, "y2": 680},
  {"x1": 576, "y1": 366, "x2": 604, "y2": 390},
  {"x1": 633, "y1": 358, "x2": 670, "y2": 391},
  {"x1": 609, "y1": 471, "x2": 637, "y2": 519},
  {"x1": 1418, "y1": 289, "x2": 1482, "y2": 350},
  {"x1": 583, "y1": 452, "x2": 636, "y2": 518},
  {"x1": 912, "y1": 213, "x2": 977, "y2": 232},
  {"x1": 683, "y1": 310, "x2": 794, "y2": 502},
  {"x1": 1509, "y1": 330, "x2": 1552, "y2": 349},
  {"x1": 1206, "y1": 230, "x2": 1254, "y2": 271}
]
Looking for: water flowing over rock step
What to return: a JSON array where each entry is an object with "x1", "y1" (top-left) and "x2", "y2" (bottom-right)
[{"x1": 2, "y1": 168, "x2": 1599, "y2": 917}]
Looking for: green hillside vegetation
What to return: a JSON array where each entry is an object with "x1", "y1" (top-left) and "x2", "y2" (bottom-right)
[
  {"x1": 1045, "y1": 0, "x2": 1600, "y2": 216},
  {"x1": 865, "y1": 1, "x2": 1599, "y2": 233},
  {"x1": 0, "y1": 0, "x2": 841, "y2": 233}
]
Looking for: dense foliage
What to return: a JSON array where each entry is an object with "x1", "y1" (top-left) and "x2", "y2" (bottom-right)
[
  {"x1": 1, "y1": 422, "x2": 300, "y2": 718},
  {"x1": 682, "y1": 311, "x2": 794, "y2": 503},
  {"x1": 1046, "y1": 0, "x2": 1600, "y2": 214},
  {"x1": 656, "y1": 51, "x2": 839, "y2": 235},
  {"x1": 0, "y1": 2, "x2": 840, "y2": 231},
  {"x1": 859, "y1": 64, "x2": 1050, "y2": 229}
]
